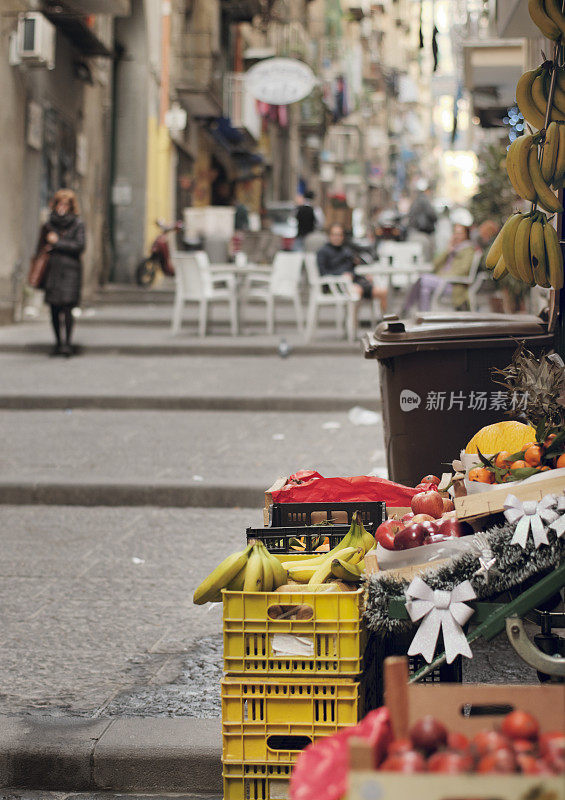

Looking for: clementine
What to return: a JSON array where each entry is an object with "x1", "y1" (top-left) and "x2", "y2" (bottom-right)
[
  {"x1": 494, "y1": 451, "x2": 512, "y2": 468},
  {"x1": 468, "y1": 467, "x2": 495, "y2": 483},
  {"x1": 510, "y1": 460, "x2": 527, "y2": 470},
  {"x1": 556, "y1": 454, "x2": 565, "y2": 469},
  {"x1": 524, "y1": 445, "x2": 542, "y2": 467},
  {"x1": 544, "y1": 433, "x2": 557, "y2": 449}
]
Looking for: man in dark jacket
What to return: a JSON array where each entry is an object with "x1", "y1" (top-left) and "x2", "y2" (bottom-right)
[{"x1": 316, "y1": 223, "x2": 387, "y2": 310}]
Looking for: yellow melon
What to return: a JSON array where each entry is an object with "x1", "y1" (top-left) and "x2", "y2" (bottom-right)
[{"x1": 465, "y1": 421, "x2": 537, "y2": 455}]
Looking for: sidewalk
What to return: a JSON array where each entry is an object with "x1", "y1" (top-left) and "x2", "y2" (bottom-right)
[{"x1": 0, "y1": 291, "x2": 536, "y2": 793}]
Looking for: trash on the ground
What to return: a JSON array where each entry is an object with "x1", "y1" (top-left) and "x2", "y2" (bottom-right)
[
  {"x1": 131, "y1": 557, "x2": 145, "y2": 565},
  {"x1": 72, "y1": 307, "x2": 82, "y2": 318},
  {"x1": 278, "y1": 338, "x2": 292, "y2": 358},
  {"x1": 272, "y1": 433, "x2": 285, "y2": 440},
  {"x1": 192, "y1": 475, "x2": 204, "y2": 481},
  {"x1": 64, "y1": 409, "x2": 72, "y2": 414},
  {"x1": 348, "y1": 406, "x2": 381, "y2": 426},
  {"x1": 322, "y1": 421, "x2": 341, "y2": 430}
]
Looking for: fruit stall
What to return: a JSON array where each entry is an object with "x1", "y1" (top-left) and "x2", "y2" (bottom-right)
[{"x1": 192, "y1": 340, "x2": 565, "y2": 799}]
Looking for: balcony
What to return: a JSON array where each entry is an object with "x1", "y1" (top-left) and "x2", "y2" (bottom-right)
[
  {"x1": 175, "y1": 32, "x2": 223, "y2": 119},
  {"x1": 41, "y1": 2, "x2": 114, "y2": 56},
  {"x1": 299, "y1": 89, "x2": 328, "y2": 134},
  {"x1": 463, "y1": 38, "x2": 527, "y2": 120},
  {"x1": 224, "y1": 73, "x2": 261, "y2": 141}
]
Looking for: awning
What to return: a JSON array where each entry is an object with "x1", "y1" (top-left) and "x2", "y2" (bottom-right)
[
  {"x1": 204, "y1": 117, "x2": 264, "y2": 180},
  {"x1": 42, "y1": 2, "x2": 113, "y2": 56},
  {"x1": 463, "y1": 39, "x2": 526, "y2": 111}
]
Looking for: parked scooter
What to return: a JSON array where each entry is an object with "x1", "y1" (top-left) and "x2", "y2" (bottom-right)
[{"x1": 135, "y1": 220, "x2": 183, "y2": 287}]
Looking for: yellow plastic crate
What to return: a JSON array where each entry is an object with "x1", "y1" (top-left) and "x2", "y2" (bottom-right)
[
  {"x1": 223, "y1": 586, "x2": 366, "y2": 677},
  {"x1": 223, "y1": 761, "x2": 292, "y2": 800},
  {"x1": 222, "y1": 676, "x2": 361, "y2": 764}
]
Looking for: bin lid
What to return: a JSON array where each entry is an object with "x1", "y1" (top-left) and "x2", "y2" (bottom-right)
[{"x1": 364, "y1": 312, "x2": 552, "y2": 359}]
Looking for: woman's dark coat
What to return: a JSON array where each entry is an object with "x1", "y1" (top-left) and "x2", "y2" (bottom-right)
[{"x1": 36, "y1": 213, "x2": 85, "y2": 306}]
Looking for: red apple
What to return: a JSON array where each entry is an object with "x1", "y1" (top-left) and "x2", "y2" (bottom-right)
[
  {"x1": 393, "y1": 523, "x2": 427, "y2": 550},
  {"x1": 512, "y1": 739, "x2": 536, "y2": 756},
  {"x1": 415, "y1": 482, "x2": 440, "y2": 494},
  {"x1": 411, "y1": 513, "x2": 435, "y2": 523},
  {"x1": 380, "y1": 751, "x2": 427, "y2": 773},
  {"x1": 477, "y1": 749, "x2": 518, "y2": 774},
  {"x1": 423, "y1": 531, "x2": 451, "y2": 545},
  {"x1": 436, "y1": 517, "x2": 473, "y2": 538},
  {"x1": 409, "y1": 716, "x2": 448, "y2": 755},
  {"x1": 442, "y1": 497, "x2": 455, "y2": 513},
  {"x1": 517, "y1": 754, "x2": 552, "y2": 775},
  {"x1": 421, "y1": 474, "x2": 440, "y2": 485},
  {"x1": 387, "y1": 738, "x2": 413, "y2": 756},
  {"x1": 411, "y1": 491, "x2": 444, "y2": 519},
  {"x1": 375, "y1": 519, "x2": 403, "y2": 551},
  {"x1": 427, "y1": 751, "x2": 473, "y2": 774},
  {"x1": 401, "y1": 511, "x2": 414, "y2": 524}
]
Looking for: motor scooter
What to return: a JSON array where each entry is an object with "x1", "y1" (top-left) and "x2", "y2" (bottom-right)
[{"x1": 135, "y1": 220, "x2": 183, "y2": 287}]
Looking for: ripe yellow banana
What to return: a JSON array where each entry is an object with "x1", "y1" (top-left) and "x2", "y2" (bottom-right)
[
  {"x1": 530, "y1": 217, "x2": 551, "y2": 288},
  {"x1": 543, "y1": 221, "x2": 565, "y2": 289},
  {"x1": 492, "y1": 255, "x2": 508, "y2": 280},
  {"x1": 258, "y1": 545, "x2": 274, "y2": 592},
  {"x1": 227, "y1": 563, "x2": 247, "y2": 591},
  {"x1": 514, "y1": 215, "x2": 535, "y2": 285},
  {"x1": 193, "y1": 543, "x2": 253, "y2": 604},
  {"x1": 529, "y1": 0, "x2": 561, "y2": 39},
  {"x1": 545, "y1": 0, "x2": 565, "y2": 35},
  {"x1": 542, "y1": 121, "x2": 560, "y2": 182},
  {"x1": 553, "y1": 122, "x2": 565, "y2": 187},
  {"x1": 551, "y1": 80, "x2": 565, "y2": 116},
  {"x1": 535, "y1": 71, "x2": 565, "y2": 123},
  {"x1": 511, "y1": 135, "x2": 537, "y2": 200},
  {"x1": 528, "y1": 146, "x2": 564, "y2": 212},
  {"x1": 264, "y1": 549, "x2": 288, "y2": 589},
  {"x1": 330, "y1": 558, "x2": 363, "y2": 583},
  {"x1": 486, "y1": 225, "x2": 505, "y2": 269},
  {"x1": 243, "y1": 545, "x2": 264, "y2": 592},
  {"x1": 517, "y1": 68, "x2": 546, "y2": 130},
  {"x1": 502, "y1": 213, "x2": 524, "y2": 279}
]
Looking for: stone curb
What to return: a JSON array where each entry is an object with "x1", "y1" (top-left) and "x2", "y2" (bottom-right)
[
  {"x1": 0, "y1": 342, "x2": 360, "y2": 357},
  {"x1": 0, "y1": 481, "x2": 266, "y2": 508},
  {"x1": 0, "y1": 395, "x2": 380, "y2": 412},
  {"x1": 0, "y1": 716, "x2": 222, "y2": 793}
]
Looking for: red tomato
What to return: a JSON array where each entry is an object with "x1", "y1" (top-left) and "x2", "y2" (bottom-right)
[
  {"x1": 501, "y1": 710, "x2": 540, "y2": 742},
  {"x1": 539, "y1": 731, "x2": 565, "y2": 759},
  {"x1": 447, "y1": 731, "x2": 470, "y2": 753},
  {"x1": 471, "y1": 730, "x2": 512, "y2": 757},
  {"x1": 380, "y1": 751, "x2": 427, "y2": 773},
  {"x1": 512, "y1": 738, "x2": 536, "y2": 755},
  {"x1": 427, "y1": 751, "x2": 473, "y2": 774},
  {"x1": 409, "y1": 716, "x2": 448, "y2": 755},
  {"x1": 517, "y1": 754, "x2": 552, "y2": 775},
  {"x1": 477, "y1": 749, "x2": 518, "y2": 774},
  {"x1": 387, "y1": 738, "x2": 413, "y2": 755}
]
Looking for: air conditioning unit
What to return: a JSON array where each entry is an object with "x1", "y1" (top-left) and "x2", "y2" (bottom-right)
[{"x1": 10, "y1": 13, "x2": 56, "y2": 69}]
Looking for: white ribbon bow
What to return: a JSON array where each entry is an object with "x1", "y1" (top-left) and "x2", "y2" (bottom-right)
[
  {"x1": 549, "y1": 493, "x2": 565, "y2": 539},
  {"x1": 405, "y1": 576, "x2": 476, "y2": 664},
  {"x1": 503, "y1": 494, "x2": 559, "y2": 549}
]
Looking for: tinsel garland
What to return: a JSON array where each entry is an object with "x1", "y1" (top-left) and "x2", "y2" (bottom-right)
[{"x1": 364, "y1": 522, "x2": 565, "y2": 637}]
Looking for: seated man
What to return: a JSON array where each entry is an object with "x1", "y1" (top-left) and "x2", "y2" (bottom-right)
[{"x1": 316, "y1": 223, "x2": 387, "y2": 311}]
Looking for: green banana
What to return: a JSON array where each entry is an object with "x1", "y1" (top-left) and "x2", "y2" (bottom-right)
[{"x1": 193, "y1": 543, "x2": 253, "y2": 604}]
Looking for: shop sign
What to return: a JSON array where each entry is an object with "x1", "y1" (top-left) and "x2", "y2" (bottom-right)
[{"x1": 245, "y1": 58, "x2": 317, "y2": 106}]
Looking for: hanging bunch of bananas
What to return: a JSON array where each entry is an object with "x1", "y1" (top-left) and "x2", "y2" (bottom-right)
[
  {"x1": 280, "y1": 512, "x2": 375, "y2": 586},
  {"x1": 517, "y1": 63, "x2": 565, "y2": 131},
  {"x1": 529, "y1": 0, "x2": 565, "y2": 42},
  {"x1": 485, "y1": 209, "x2": 564, "y2": 289},
  {"x1": 505, "y1": 126, "x2": 564, "y2": 212},
  {"x1": 193, "y1": 540, "x2": 288, "y2": 604}
]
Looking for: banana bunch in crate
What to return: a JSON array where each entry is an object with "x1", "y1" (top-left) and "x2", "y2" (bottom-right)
[{"x1": 486, "y1": 209, "x2": 563, "y2": 289}]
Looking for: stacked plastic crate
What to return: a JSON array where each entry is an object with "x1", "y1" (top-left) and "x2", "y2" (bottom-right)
[{"x1": 221, "y1": 501, "x2": 386, "y2": 800}]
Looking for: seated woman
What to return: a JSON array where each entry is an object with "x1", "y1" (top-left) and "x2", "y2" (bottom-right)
[{"x1": 401, "y1": 221, "x2": 477, "y2": 314}]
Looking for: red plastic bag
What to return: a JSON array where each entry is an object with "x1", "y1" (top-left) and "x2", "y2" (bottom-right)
[
  {"x1": 272, "y1": 473, "x2": 417, "y2": 506},
  {"x1": 290, "y1": 707, "x2": 392, "y2": 800}
]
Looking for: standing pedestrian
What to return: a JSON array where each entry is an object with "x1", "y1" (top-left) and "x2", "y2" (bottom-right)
[
  {"x1": 34, "y1": 189, "x2": 85, "y2": 357},
  {"x1": 407, "y1": 179, "x2": 437, "y2": 261},
  {"x1": 294, "y1": 193, "x2": 316, "y2": 251}
]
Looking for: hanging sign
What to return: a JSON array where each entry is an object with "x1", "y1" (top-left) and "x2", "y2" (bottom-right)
[{"x1": 245, "y1": 58, "x2": 317, "y2": 106}]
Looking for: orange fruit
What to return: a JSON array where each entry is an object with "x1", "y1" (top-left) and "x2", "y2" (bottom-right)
[
  {"x1": 494, "y1": 451, "x2": 512, "y2": 468},
  {"x1": 556, "y1": 454, "x2": 565, "y2": 468},
  {"x1": 468, "y1": 467, "x2": 495, "y2": 483},
  {"x1": 510, "y1": 460, "x2": 527, "y2": 470},
  {"x1": 524, "y1": 445, "x2": 542, "y2": 467},
  {"x1": 539, "y1": 466, "x2": 551, "y2": 471}
]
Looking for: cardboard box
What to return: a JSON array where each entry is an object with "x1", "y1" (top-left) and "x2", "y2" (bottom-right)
[{"x1": 455, "y1": 469, "x2": 565, "y2": 520}]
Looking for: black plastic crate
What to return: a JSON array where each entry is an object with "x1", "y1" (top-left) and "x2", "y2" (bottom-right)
[
  {"x1": 269, "y1": 501, "x2": 386, "y2": 529},
  {"x1": 364, "y1": 631, "x2": 462, "y2": 710},
  {"x1": 246, "y1": 523, "x2": 373, "y2": 554}
]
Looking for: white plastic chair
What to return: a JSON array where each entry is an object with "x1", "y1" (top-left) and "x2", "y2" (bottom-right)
[
  {"x1": 304, "y1": 253, "x2": 357, "y2": 341},
  {"x1": 170, "y1": 251, "x2": 238, "y2": 336},
  {"x1": 242, "y1": 251, "x2": 305, "y2": 334},
  {"x1": 431, "y1": 249, "x2": 483, "y2": 312},
  {"x1": 377, "y1": 240, "x2": 425, "y2": 289}
]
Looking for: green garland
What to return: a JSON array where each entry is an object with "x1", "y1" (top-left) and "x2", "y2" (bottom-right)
[{"x1": 364, "y1": 522, "x2": 565, "y2": 636}]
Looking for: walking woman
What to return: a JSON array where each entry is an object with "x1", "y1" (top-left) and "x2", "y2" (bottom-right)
[{"x1": 35, "y1": 189, "x2": 85, "y2": 356}]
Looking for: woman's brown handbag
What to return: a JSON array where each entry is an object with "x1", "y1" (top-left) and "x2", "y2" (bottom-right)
[{"x1": 28, "y1": 249, "x2": 49, "y2": 289}]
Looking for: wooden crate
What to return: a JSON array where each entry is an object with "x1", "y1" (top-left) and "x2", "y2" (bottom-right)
[{"x1": 454, "y1": 470, "x2": 565, "y2": 521}]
